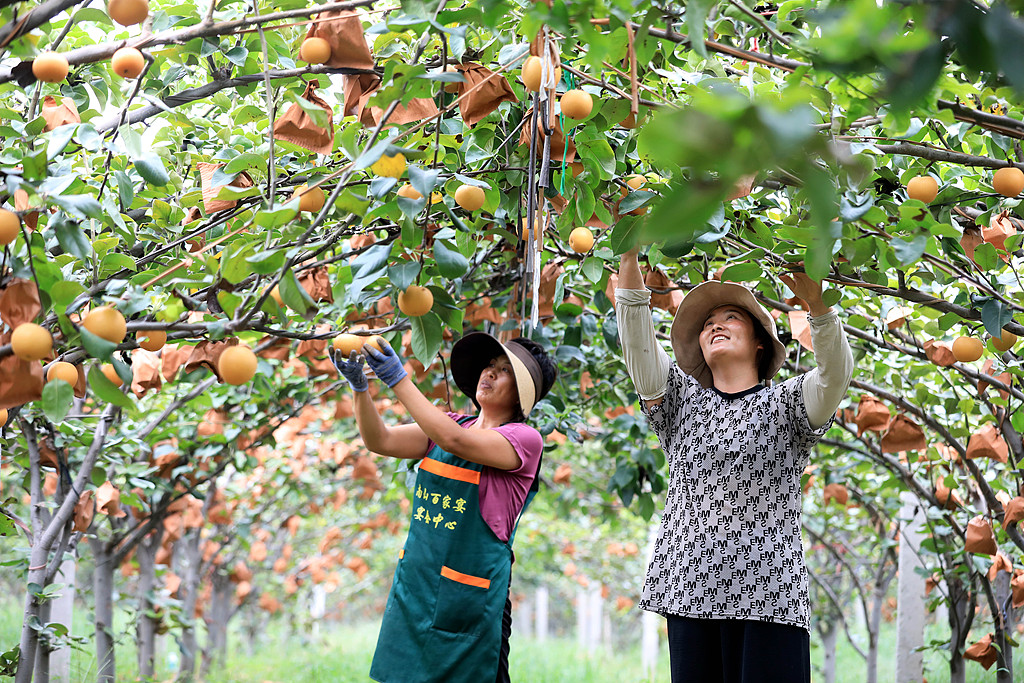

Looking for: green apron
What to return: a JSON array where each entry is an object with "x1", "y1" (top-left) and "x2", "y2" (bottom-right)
[{"x1": 369, "y1": 419, "x2": 534, "y2": 683}]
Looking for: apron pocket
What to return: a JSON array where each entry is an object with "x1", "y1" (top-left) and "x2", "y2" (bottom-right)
[{"x1": 432, "y1": 566, "x2": 490, "y2": 635}]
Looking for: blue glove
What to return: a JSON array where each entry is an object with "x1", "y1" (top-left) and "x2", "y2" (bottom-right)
[
  {"x1": 363, "y1": 340, "x2": 409, "y2": 388},
  {"x1": 331, "y1": 348, "x2": 369, "y2": 393}
]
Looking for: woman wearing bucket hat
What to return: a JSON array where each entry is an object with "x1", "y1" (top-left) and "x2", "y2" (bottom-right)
[
  {"x1": 616, "y1": 248, "x2": 853, "y2": 683},
  {"x1": 331, "y1": 332, "x2": 556, "y2": 683}
]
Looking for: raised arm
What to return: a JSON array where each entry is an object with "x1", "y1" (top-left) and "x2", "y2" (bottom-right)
[
  {"x1": 332, "y1": 349, "x2": 429, "y2": 459},
  {"x1": 362, "y1": 343, "x2": 522, "y2": 471},
  {"x1": 616, "y1": 247, "x2": 672, "y2": 406},
  {"x1": 780, "y1": 272, "x2": 854, "y2": 429}
]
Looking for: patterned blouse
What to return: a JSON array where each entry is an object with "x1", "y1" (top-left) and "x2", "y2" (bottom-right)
[{"x1": 639, "y1": 365, "x2": 833, "y2": 631}]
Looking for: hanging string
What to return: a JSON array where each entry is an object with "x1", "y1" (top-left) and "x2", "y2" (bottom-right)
[{"x1": 558, "y1": 69, "x2": 578, "y2": 197}]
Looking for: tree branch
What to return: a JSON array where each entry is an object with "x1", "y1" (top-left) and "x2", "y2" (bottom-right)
[
  {"x1": 874, "y1": 142, "x2": 1019, "y2": 170},
  {"x1": 91, "y1": 67, "x2": 372, "y2": 133},
  {"x1": 0, "y1": 0, "x2": 376, "y2": 82},
  {"x1": 0, "y1": 0, "x2": 85, "y2": 52}
]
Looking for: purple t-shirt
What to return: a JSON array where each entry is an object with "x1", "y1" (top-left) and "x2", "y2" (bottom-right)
[{"x1": 423, "y1": 413, "x2": 543, "y2": 543}]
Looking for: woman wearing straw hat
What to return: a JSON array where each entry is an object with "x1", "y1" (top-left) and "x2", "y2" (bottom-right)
[
  {"x1": 616, "y1": 247, "x2": 853, "y2": 683},
  {"x1": 331, "y1": 333, "x2": 556, "y2": 683}
]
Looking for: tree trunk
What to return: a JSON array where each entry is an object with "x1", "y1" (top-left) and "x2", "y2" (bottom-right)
[
  {"x1": 587, "y1": 585, "x2": 603, "y2": 651},
  {"x1": 310, "y1": 583, "x2": 326, "y2": 639},
  {"x1": 176, "y1": 529, "x2": 204, "y2": 682},
  {"x1": 200, "y1": 571, "x2": 233, "y2": 679},
  {"x1": 946, "y1": 574, "x2": 974, "y2": 683},
  {"x1": 534, "y1": 585, "x2": 548, "y2": 641},
  {"x1": 992, "y1": 570, "x2": 1013, "y2": 683},
  {"x1": 14, "y1": 547, "x2": 45, "y2": 683},
  {"x1": 33, "y1": 600, "x2": 52, "y2": 683},
  {"x1": 136, "y1": 534, "x2": 161, "y2": 680},
  {"x1": 865, "y1": 575, "x2": 889, "y2": 683},
  {"x1": 818, "y1": 620, "x2": 838, "y2": 683},
  {"x1": 895, "y1": 493, "x2": 925, "y2": 683},
  {"x1": 641, "y1": 607, "x2": 660, "y2": 677},
  {"x1": 575, "y1": 586, "x2": 588, "y2": 649},
  {"x1": 50, "y1": 556, "x2": 76, "y2": 683},
  {"x1": 89, "y1": 537, "x2": 117, "y2": 683}
]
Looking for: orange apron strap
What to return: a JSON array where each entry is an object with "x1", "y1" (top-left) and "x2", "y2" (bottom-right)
[
  {"x1": 420, "y1": 457, "x2": 481, "y2": 485},
  {"x1": 441, "y1": 565, "x2": 491, "y2": 590}
]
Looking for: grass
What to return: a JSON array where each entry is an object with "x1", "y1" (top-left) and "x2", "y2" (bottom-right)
[{"x1": 2, "y1": 596, "x2": 1022, "y2": 682}]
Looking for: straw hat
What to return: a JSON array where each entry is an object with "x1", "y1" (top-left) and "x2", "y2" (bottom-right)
[
  {"x1": 451, "y1": 332, "x2": 546, "y2": 417},
  {"x1": 671, "y1": 280, "x2": 787, "y2": 389}
]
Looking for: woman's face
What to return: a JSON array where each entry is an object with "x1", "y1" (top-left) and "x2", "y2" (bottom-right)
[
  {"x1": 699, "y1": 305, "x2": 763, "y2": 367},
  {"x1": 476, "y1": 355, "x2": 519, "y2": 413}
]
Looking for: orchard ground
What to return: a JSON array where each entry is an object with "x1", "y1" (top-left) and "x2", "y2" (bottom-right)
[{"x1": 2, "y1": 589, "x2": 1021, "y2": 682}]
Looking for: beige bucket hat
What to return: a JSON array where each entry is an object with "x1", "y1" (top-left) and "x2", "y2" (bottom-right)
[
  {"x1": 671, "y1": 280, "x2": 787, "y2": 389},
  {"x1": 451, "y1": 332, "x2": 545, "y2": 417}
]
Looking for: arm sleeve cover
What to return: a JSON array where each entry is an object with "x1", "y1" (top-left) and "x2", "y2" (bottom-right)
[
  {"x1": 615, "y1": 288, "x2": 672, "y2": 401},
  {"x1": 801, "y1": 309, "x2": 855, "y2": 429}
]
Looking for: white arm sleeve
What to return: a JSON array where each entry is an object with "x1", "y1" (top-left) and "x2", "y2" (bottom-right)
[
  {"x1": 802, "y1": 309, "x2": 854, "y2": 429},
  {"x1": 615, "y1": 288, "x2": 672, "y2": 401}
]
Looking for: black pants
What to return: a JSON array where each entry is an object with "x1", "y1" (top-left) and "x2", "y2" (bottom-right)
[
  {"x1": 494, "y1": 591, "x2": 512, "y2": 683},
  {"x1": 666, "y1": 615, "x2": 810, "y2": 683}
]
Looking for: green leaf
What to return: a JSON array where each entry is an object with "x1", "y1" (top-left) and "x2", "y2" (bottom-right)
[
  {"x1": 433, "y1": 300, "x2": 463, "y2": 331},
  {"x1": 433, "y1": 239, "x2": 469, "y2": 279},
  {"x1": 254, "y1": 202, "x2": 298, "y2": 229},
  {"x1": 224, "y1": 46, "x2": 249, "y2": 67},
  {"x1": 408, "y1": 165, "x2": 440, "y2": 198},
  {"x1": 134, "y1": 155, "x2": 170, "y2": 187},
  {"x1": 687, "y1": 0, "x2": 713, "y2": 59},
  {"x1": 576, "y1": 139, "x2": 616, "y2": 179},
  {"x1": 389, "y1": 261, "x2": 421, "y2": 291},
  {"x1": 50, "y1": 281, "x2": 86, "y2": 310},
  {"x1": 41, "y1": 380, "x2": 74, "y2": 423},
  {"x1": 620, "y1": 190, "x2": 656, "y2": 214},
  {"x1": 87, "y1": 365, "x2": 132, "y2": 408},
  {"x1": 721, "y1": 262, "x2": 763, "y2": 282},
  {"x1": 79, "y1": 327, "x2": 119, "y2": 361},
  {"x1": 972, "y1": 242, "x2": 1001, "y2": 271},
  {"x1": 580, "y1": 258, "x2": 603, "y2": 283},
  {"x1": 47, "y1": 124, "x2": 77, "y2": 160},
  {"x1": 981, "y1": 299, "x2": 1014, "y2": 337},
  {"x1": 278, "y1": 269, "x2": 318, "y2": 320},
  {"x1": 610, "y1": 215, "x2": 641, "y2": 255},
  {"x1": 221, "y1": 242, "x2": 256, "y2": 284},
  {"x1": 893, "y1": 234, "x2": 928, "y2": 266},
  {"x1": 51, "y1": 216, "x2": 92, "y2": 260},
  {"x1": 574, "y1": 183, "x2": 596, "y2": 225},
  {"x1": 246, "y1": 249, "x2": 287, "y2": 275},
  {"x1": 52, "y1": 194, "x2": 103, "y2": 221},
  {"x1": 0, "y1": 516, "x2": 15, "y2": 538},
  {"x1": 410, "y1": 312, "x2": 443, "y2": 365},
  {"x1": 213, "y1": 184, "x2": 259, "y2": 201},
  {"x1": 115, "y1": 171, "x2": 134, "y2": 209}
]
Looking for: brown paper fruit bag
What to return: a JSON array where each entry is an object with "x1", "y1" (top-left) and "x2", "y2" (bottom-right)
[
  {"x1": 0, "y1": 277, "x2": 42, "y2": 328},
  {"x1": 966, "y1": 423, "x2": 1009, "y2": 463},
  {"x1": 454, "y1": 62, "x2": 517, "y2": 126},
  {"x1": 42, "y1": 96, "x2": 80, "y2": 131},
  {"x1": 965, "y1": 515, "x2": 998, "y2": 555},
  {"x1": 1002, "y1": 496, "x2": 1024, "y2": 530},
  {"x1": 1012, "y1": 570, "x2": 1024, "y2": 608},
  {"x1": 0, "y1": 332, "x2": 44, "y2": 410},
  {"x1": 823, "y1": 483, "x2": 849, "y2": 506},
  {"x1": 853, "y1": 395, "x2": 890, "y2": 435},
  {"x1": 880, "y1": 414, "x2": 927, "y2": 453},
  {"x1": 198, "y1": 162, "x2": 254, "y2": 214},
  {"x1": 923, "y1": 339, "x2": 957, "y2": 367},
  {"x1": 305, "y1": 11, "x2": 374, "y2": 70},
  {"x1": 963, "y1": 633, "x2": 998, "y2": 669},
  {"x1": 273, "y1": 80, "x2": 335, "y2": 155}
]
